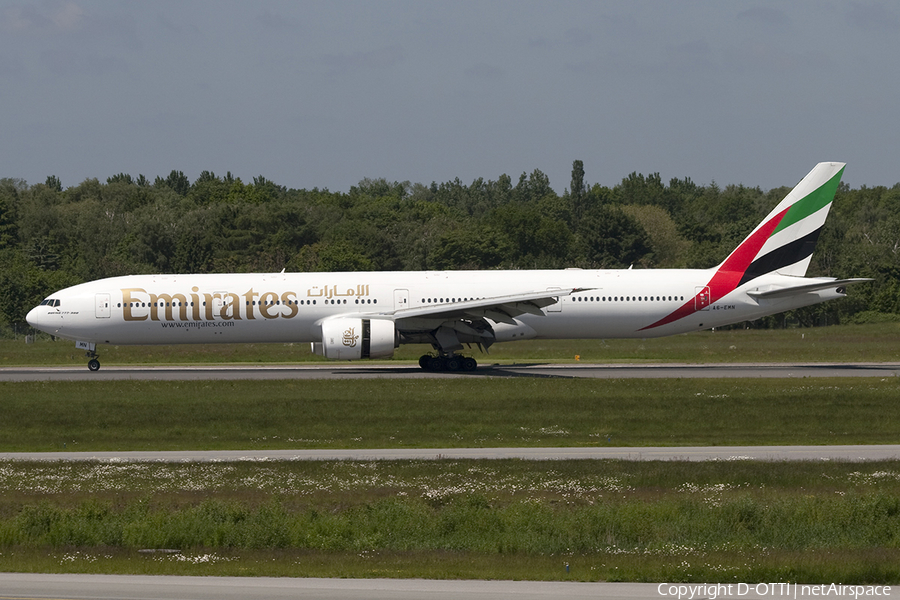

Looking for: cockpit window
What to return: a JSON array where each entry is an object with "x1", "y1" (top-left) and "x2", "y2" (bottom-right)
[
  {"x1": 39, "y1": 299, "x2": 61, "y2": 307},
  {"x1": 54, "y1": 299, "x2": 61, "y2": 307}
]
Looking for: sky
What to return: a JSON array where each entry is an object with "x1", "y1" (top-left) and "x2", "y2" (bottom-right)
[{"x1": 2, "y1": 0, "x2": 899, "y2": 194}]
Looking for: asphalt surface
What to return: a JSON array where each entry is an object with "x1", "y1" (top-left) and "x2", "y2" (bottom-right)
[
  {"x1": 0, "y1": 574, "x2": 814, "y2": 600},
  {"x1": 3, "y1": 445, "x2": 900, "y2": 462},
  {"x1": 1, "y1": 361, "x2": 899, "y2": 380}
]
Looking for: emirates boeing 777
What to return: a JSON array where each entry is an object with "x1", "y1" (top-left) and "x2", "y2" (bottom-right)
[{"x1": 26, "y1": 162, "x2": 868, "y2": 371}]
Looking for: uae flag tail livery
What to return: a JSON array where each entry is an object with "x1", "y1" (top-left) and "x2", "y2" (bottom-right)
[{"x1": 642, "y1": 162, "x2": 855, "y2": 331}]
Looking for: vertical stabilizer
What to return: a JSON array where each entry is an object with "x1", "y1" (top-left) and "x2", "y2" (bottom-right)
[
  {"x1": 640, "y1": 162, "x2": 845, "y2": 332},
  {"x1": 718, "y1": 161, "x2": 845, "y2": 286}
]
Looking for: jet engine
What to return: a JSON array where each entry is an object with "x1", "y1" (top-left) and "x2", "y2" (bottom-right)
[{"x1": 311, "y1": 318, "x2": 397, "y2": 360}]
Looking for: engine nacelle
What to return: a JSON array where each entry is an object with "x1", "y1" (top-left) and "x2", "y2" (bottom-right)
[{"x1": 311, "y1": 318, "x2": 397, "y2": 360}]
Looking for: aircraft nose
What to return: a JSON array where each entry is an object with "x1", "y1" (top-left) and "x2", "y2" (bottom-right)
[{"x1": 26, "y1": 306, "x2": 41, "y2": 329}]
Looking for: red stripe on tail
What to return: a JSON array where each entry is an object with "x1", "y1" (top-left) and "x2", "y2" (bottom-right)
[{"x1": 639, "y1": 206, "x2": 788, "y2": 331}]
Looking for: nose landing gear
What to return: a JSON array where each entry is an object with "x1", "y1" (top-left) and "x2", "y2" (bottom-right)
[
  {"x1": 76, "y1": 341, "x2": 101, "y2": 371},
  {"x1": 85, "y1": 350, "x2": 101, "y2": 371}
]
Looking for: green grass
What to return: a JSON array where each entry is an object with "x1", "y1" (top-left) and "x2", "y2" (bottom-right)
[
  {"x1": 1, "y1": 378, "x2": 899, "y2": 451},
  {"x1": 4, "y1": 547, "x2": 896, "y2": 583},
  {"x1": 2, "y1": 459, "x2": 900, "y2": 582},
  {"x1": 3, "y1": 322, "x2": 900, "y2": 367}
]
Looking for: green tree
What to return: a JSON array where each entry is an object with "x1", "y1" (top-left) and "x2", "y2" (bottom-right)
[
  {"x1": 0, "y1": 181, "x2": 20, "y2": 249},
  {"x1": 621, "y1": 204, "x2": 691, "y2": 267},
  {"x1": 617, "y1": 172, "x2": 664, "y2": 205},
  {"x1": 158, "y1": 170, "x2": 190, "y2": 196},
  {"x1": 487, "y1": 202, "x2": 572, "y2": 268},
  {"x1": 0, "y1": 249, "x2": 78, "y2": 324},
  {"x1": 290, "y1": 241, "x2": 374, "y2": 272},
  {"x1": 513, "y1": 169, "x2": 554, "y2": 204},
  {"x1": 570, "y1": 159, "x2": 586, "y2": 225},
  {"x1": 188, "y1": 171, "x2": 230, "y2": 205},
  {"x1": 428, "y1": 225, "x2": 513, "y2": 270},
  {"x1": 107, "y1": 173, "x2": 134, "y2": 185},
  {"x1": 45, "y1": 175, "x2": 63, "y2": 192},
  {"x1": 577, "y1": 205, "x2": 653, "y2": 268}
]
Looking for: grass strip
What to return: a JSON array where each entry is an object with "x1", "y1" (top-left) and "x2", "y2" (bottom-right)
[
  {"x1": 2, "y1": 459, "x2": 900, "y2": 583},
  {"x1": 4, "y1": 323, "x2": 900, "y2": 366},
  {"x1": 2, "y1": 378, "x2": 899, "y2": 451},
  {"x1": 2, "y1": 547, "x2": 898, "y2": 583}
]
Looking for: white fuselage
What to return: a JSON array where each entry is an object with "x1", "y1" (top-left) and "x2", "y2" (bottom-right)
[{"x1": 25, "y1": 269, "x2": 842, "y2": 347}]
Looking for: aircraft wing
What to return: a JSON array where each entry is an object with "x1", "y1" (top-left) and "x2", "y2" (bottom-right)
[
  {"x1": 383, "y1": 287, "x2": 590, "y2": 325},
  {"x1": 746, "y1": 278, "x2": 872, "y2": 300},
  {"x1": 331, "y1": 288, "x2": 586, "y2": 326}
]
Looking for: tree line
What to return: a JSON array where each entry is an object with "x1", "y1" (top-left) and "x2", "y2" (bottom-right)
[{"x1": 1, "y1": 161, "x2": 898, "y2": 328}]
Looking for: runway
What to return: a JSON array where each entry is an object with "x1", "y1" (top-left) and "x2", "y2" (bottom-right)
[
  {"x1": 3, "y1": 444, "x2": 900, "y2": 462},
  {"x1": 1, "y1": 361, "x2": 899, "y2": 381},
  {"x1": 0, "y1": 574, "x2": 810, "y2": 600}
]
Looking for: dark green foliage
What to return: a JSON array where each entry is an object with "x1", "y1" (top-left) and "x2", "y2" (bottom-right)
[
  {"x1": 569, "y1": 160, "x2": 585, "y2": 206},
  {"x1": 0, "y1": 182, "x2": 19, "y2": 250},
  {"x1": 577, "y1": 204, "x2": 652, "y2": 268},
  {"x1": 427, "y1": 225, "x2": 512, "y2": 270},
  {"x1": 44, "y1": 175, "x2": 63, "y2": 192},
  {"x1": 0, "y1": 250, "x2": 79, "y2": 323},
  {"x1": 160, "y1": 170, "x2": 190, "y2": 196}
]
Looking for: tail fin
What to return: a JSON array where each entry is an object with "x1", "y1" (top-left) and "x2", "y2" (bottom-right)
[
  {"x1": 639, "y1": 162, "x2": 846, "y2": 332},
  {"x1": 717, "y1": 161, "x2": 845, "y2": 287}
]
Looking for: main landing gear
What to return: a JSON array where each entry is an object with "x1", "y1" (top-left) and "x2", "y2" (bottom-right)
[
  {"x1": 418, "y1": 354, "x2": 478, "y2": 372},
  {"x1": 85, "y1": 350, "x2": 101, "y2": 372}
]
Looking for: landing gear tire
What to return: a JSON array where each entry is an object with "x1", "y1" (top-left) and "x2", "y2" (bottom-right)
[
  {"x1": 87, "y1": 359, "x2": 101, "y2": 372},
  {"x1": 418, "y1": 354, "x2": 477, "y2": 372}
]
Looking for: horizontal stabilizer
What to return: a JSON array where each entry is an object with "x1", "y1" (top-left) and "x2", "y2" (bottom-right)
[{"x1": 747, "y1": 278, "x2": 872, "y2": 300}]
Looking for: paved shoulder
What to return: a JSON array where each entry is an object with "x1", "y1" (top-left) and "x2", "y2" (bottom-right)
[
  {"x1": 2, "y1": 445, "x2": 900, "y2": 462},
  {"x1": 0, "y1": 574, "x2": 665, "y2": 600},
  {"x1": 0, "y1": 574, "x2": 834, "y2": 599}
]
